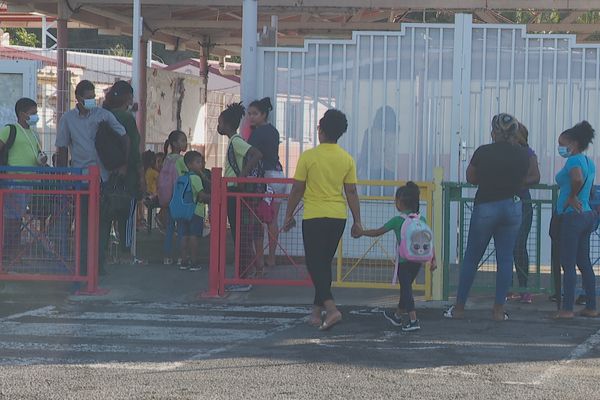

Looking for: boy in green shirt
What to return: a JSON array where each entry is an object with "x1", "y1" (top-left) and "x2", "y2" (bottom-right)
[
  {"x1": 177, "y1": 151, "x2": 210, "y2": 271},
  {"x1": 0, "y1": 97, "x2": 46, "y2": 261}
]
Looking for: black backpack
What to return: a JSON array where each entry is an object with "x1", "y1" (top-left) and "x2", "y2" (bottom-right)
[
  {"x1": 95, "y1": 121, "x2": 127, "y2": 171},
  {"x1": 0, "y1": 124, "x2": 17, "y2": 167},
  {"x1": 227, "y1": 136, "x2": 265, "y2": 194}
]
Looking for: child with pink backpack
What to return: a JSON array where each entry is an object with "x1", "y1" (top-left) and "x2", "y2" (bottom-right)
[
  {"x1": 157, "y1": 130, "x2": 188, "y2": 265},
  {"x1": 357, "y1": 182, "x2": 436, "y2": 332}
]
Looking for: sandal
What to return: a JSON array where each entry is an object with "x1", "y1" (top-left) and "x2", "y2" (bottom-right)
[
  {"x1": 579, "y1": 309, "x2": 598, "y2": 318},
  {"x1": 319, "y1": 312, "x2": 342, "y2": 331},
  {"x1": 443, "y1": 305, "x2": 464, "y2": 319},
  {"x1": 553, "y1": 312, "x2": 575, "y2": 319}
]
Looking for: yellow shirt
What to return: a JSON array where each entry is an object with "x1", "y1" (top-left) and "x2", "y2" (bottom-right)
[
  {"x1": 224, "y1": 134, "x2": 252, "y2": 186},
  {"x1": 294, "y1": 143, "x2": 358, "y2": 220},
  {"x1": 145, "y1": 168, "x2": 159, "y2": 194}
]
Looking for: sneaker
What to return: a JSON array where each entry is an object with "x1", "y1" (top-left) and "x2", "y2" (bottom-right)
[
  {"x1": 520, "y1": 293, "x2": 533, "y2": 304},
  {"x1": 383, "y1": 310, "x2": 403, "y2": 327},
  {"x1": 188, "y1": 265, "x2": 203, "y2": 272},
  {"x1": 443, "y1": 305, "x2": 456, "y2": 319},
  {"x1": 506, "y1": 292, "x2": 521, "y2": 301},
  {"x1": 402, "y1": 320, "x2": 421, "y2": 332},
  {"x1": 179, "y1": 260, "x2": 190, "y2": 270},
  {"x1": 576, "y1": 295, "x2": 587, "y2": 306},
  {"x1": 163, "y1": 258, "x2": 173, "y2": 265},
  {"x1": 225, "y1": 284, "x2": 253, "y2": 292}
]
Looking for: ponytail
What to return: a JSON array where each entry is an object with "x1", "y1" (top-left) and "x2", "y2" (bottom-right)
[
  {"x1": 248, "y1": 97, "x2": 273, "y2": 119},
  {"x1": 561, "y1": 120, "x2": 595, "y2": 151}
]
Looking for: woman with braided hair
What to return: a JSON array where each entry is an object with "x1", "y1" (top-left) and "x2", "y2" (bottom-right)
[{"x1": 444, "y1": 113, "x2": 529, "y2": 321}]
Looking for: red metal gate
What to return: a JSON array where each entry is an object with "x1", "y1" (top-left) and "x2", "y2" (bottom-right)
[{"x1": 0, "y1": 166, "x2": 102, "y2": 294}]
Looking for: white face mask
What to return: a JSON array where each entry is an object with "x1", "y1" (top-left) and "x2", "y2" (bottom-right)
[
  {"x1": 83, "y1": 99, "x2": 97, "y2": 110},
  {"x1": 558, "y1": 146, "x2": 572, "y2": 158},
  {"x1": 27, "y1": 114, "x2": 39, "y2": 126}
]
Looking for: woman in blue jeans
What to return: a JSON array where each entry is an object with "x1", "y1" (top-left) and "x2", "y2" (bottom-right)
[
  {"x1": 555, "y1": 121, "x2": 597, "y2": 319},
  {"x1": 444, "y1": 114, "x2": 529, "y2": 321},
  {"x1": 509, "y1": 123, "x2": 540, "y2": 303}
]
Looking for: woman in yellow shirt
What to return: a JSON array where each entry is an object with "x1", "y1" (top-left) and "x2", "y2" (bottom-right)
[{"x1": 284, "y1": 109, "x2": 362, "y2": 331}]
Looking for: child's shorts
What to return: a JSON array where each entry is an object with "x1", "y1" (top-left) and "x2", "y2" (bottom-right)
[{"x1": 177, "y1": 215, "x2": 204, "y2": 237}]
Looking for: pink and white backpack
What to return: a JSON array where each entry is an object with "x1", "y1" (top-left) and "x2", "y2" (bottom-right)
[
  {"x1": 157, "y1": 154, "x2": 181, "y2": 207},
  {"x1": 392, "y1": 213, "x2": 434, "y2": 284}
]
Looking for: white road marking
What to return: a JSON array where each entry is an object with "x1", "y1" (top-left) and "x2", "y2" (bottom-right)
[
  {"x1": 0, "y1": 305, "x2": 56, "y2": 321},
  {"x1": 501, "y1": 326, "x2": 600, "y2": 386},
  {"x1": 36, "y1": 310, "x2": 298, "y2": 325},
  {"x1": 0, "y1": 303, "x2": 306, "y2": 366},
  {"x1": 530, "y1": 326, "x2": 600, "y2": 386},
  {"x1": 405, "y1": 366, "x2": 481, "y2": 378}
]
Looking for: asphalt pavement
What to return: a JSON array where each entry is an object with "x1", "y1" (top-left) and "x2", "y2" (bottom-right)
[{"x1": 1, "y1": 269, "x2": 600, "y2": 400}]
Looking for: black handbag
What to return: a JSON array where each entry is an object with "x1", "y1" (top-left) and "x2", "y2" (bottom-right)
[{"x1": 101, "y1": 173, "x2": 132, "y2": 218}]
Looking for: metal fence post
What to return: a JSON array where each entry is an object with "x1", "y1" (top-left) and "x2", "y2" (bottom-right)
[
  {"x1": 432, "y1": 168, "x2": 444, "y2": 300},
  {"x1": 201, "y1": 167, "x2": 224, "y2": 298},
  {"x1": 442, "y1": 182, "x2": 452, "y2": 300},
  {"x1": 80, "y1": 166, "x2": 103, "y2": 295}
]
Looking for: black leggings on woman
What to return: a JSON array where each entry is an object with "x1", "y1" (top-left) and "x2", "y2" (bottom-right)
[{"x1": 302, "y1": 218, "x2": 346, "y2": 306}]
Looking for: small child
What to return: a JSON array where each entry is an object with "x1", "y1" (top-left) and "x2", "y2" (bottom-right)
[
  {"x1": 357, "y1": 182, "x2": 436, "y2": 332},
  {"x1": 177, "y1": 151, "x2": 210, "y2": 271},
  {"x1": 158, "y1": 131, "x2": 188, "y2": 265}
]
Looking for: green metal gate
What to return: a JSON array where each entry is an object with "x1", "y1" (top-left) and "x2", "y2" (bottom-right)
[{"x1": 442, "y1": 183, "x2": 558, "y2": 300}]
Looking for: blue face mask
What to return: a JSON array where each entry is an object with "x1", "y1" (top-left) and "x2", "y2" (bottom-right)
[
  {"x1": 27, "y1": 114, "x2": 39, "y2": 126},
  {"x1": 558, "y1": 146, "x2": 571, "y2": 158},
  {"x1": 83, "y1": 99, "x2": 97, "y2": 110}
]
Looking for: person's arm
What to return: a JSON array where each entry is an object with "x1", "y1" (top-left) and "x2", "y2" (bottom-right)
[
  {"x1": 240, "y1": 146, "x2": 262, "y2": 177},
  {"x1": 524, "y1": 154, "x2": 541, "y2": 186},
  {"x1": 196, "y1": 190, "x2": 211, "y2": 204},
  {"x1": 106, "y1": 110, "x2": 126, "y2": 137},
  {"x1": 343, "y1": 158, "x2": 362, "y2": 237},
  {"x1": 360, "y1": 225, "x2": 392, "y2": 238},
  {"x1": 567, "y1": 165, "x2": 584, "y2": 213},
  {"x1": 466, "y1": 164, "x2": 478, "y2": 184},
  {"x1": 344, "y1": 183, "x2": 362, "y2": 238},
  {"x1": 283, "y1": 180, "x2": 306, "y2": 231},
  {"x1": 466, "y1": 147, "x2": 481, "y2": 185}
]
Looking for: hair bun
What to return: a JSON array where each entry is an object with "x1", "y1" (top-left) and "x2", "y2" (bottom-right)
[
  {"x1": 260, "y1": 97, "x2": 273, "y2": 111},
  {"x1": 406, "y1": 181, "x2": 420, "y2": 194}
]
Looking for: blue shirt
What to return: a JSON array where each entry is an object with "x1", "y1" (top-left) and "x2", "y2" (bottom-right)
[
  {"x1": 56, "y1": 107, "x2": 126, "y2": 181},
  {"x1": 555, "y1": 154, "x2": 596, "y2": 214}
]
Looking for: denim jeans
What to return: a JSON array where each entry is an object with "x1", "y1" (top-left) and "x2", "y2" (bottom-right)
[
  {"x1": 513, "y1": 199, "x2": 533, "y2": 288},
  {"x1": 559, "y1": 211, "x2": 596, "y2": 312},
  {"x1": 163, "y1": 210, "x2": 179, "y2": 258},
  {"x1": 456, "y1": 198, "x2": 522, "y2": 305}
]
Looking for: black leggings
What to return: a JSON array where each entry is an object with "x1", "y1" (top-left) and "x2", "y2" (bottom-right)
[
  {"x1": 302, "y1": 218, "x2": 346, "y2": 306},
  {"x1": 397, "y1": 262, "x2": 421, "y2": 312}
]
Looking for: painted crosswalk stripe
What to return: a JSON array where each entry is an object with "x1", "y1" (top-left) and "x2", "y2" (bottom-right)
[{"x1": 0, "y1": 303, "x2": 309, "y2": 366}]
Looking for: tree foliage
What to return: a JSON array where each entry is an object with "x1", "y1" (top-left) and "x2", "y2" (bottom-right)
[{"x1": 7, "y1": 28, "x2": 39, "y2": 47}]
